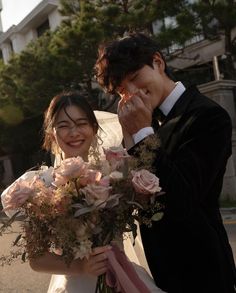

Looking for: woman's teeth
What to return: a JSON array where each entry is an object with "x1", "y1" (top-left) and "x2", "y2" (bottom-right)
[{"x1": 68, "y1": 141, "x2": 83, "y2": 147}]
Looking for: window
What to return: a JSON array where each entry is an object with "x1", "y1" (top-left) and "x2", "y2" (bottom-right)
[
  {"x1": 36, "y1": 19, "x2": 50, "y2": 37},
  {"x1": 173, "y1": 62, "x2": 214, "y2": 87}
]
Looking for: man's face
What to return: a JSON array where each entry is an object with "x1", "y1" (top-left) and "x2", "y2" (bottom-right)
[{"x1": 117, "y1": 55, "x2": 169, "y2": 110}]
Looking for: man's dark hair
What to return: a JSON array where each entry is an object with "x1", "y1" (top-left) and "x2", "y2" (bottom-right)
[{"x1": 95, "y1": 33, "x2": 173, "y2": 94}]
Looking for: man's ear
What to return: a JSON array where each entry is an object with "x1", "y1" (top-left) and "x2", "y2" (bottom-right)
[{"x1": 153, "y1": 53, "x2": 165, "y2": 72}]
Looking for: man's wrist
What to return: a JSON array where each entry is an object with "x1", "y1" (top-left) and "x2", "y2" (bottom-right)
[{"x1": 132, "y1": 127, "x2": 154, "y2": 144}]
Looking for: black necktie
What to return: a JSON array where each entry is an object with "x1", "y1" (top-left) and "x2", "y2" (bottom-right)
[{"x1": 152, "y1": 107, "x2": 166, "y2": 130}]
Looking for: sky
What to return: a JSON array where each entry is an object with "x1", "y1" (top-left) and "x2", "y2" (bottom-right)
[{"x1": 1, "y1": 0, "x2": 42, "y2": 32}]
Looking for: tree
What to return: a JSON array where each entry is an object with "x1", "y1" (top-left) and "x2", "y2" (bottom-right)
[
  {"x1": 193, "y1": 0, "x2": 236, "y2": 79},
  {"x1": 0, "y1": 0, "x2": 155, "y2": 156},
  {"x1": 1, "y1": 0, "x2": 235, "y2": 159},
  {"x1": 151, "y1": 0, "x2": 236, "y2": 79}
]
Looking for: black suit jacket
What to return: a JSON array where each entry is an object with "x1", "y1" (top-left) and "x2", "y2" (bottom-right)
[{"x1": 129, "y1": 87, "x2": 236, "y2": 293}]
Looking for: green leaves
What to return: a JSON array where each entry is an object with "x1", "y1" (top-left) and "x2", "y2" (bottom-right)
[
  {"x1": 0, "y1": 105, "x2": 24, "y2": 125},
  {"x1": 151, "y1": 212, "x2": 164, "y2": 222},
  {"x1": 0, "y1": 0, "x2": 235, "y2": 156}
]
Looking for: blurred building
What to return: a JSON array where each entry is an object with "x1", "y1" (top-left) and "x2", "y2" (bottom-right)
[
  {"x1": 0, "y1": 0, "x2": 235, "y2": 198},
  {"x1": 0, "y1": 0, "x2": 62, "y2": 64},
  {"x1": 153, "y1": 15, "x2": 236, "y2": 200}
]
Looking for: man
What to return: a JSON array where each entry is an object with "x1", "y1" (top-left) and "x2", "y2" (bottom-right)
[{"x1": 95, "y1": 33, "x2": 236, "y2": 293}]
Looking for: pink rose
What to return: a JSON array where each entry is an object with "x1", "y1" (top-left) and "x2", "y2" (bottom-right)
[
  {"x1": 103, "y1": 146, "x2": 129, "y2": 171},
  {"x1": 3, "y1": 179, "x2": 34, "y2": 210},
  {"x1": 53, "y1": 173, "x2": 68, "y2": 186},
  {"x1": 53, "y1": 157, "x2": 88, "y2": 186},
  {"x1": 79, "y1": 169, "x2": 102, "y2": 186},
  {"x1": 132, "y1": 169, "x2": 162, "y2": 195},
  {"x1": 82, "y1": 184, "x2": 111, "y2": 207},
  {"x1": 98, "y1": 176, "x2": 110, "y2": 187},
  {"x1": 103, "y1": 146, "x2": 128, "y2": 161}
]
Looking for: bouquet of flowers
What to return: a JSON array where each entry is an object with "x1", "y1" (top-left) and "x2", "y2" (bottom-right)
[{"x1": 0, "y1": 139, "x2": 164, "y2": 292}]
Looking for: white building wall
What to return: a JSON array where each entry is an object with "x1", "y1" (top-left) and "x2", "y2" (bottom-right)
[
  {"x1": 10, "y1": 33, "x2": 25, "y2": 54},
  {"x1": 1, "y1": 43, "x2": 12, "y2": 62},
  {"x1": 0, "y1": 0, "x2": 61, "y2": 63},
  {"x1": 168, "y1": 27, "x2": 236, "y2": 71},
  {"x1": 48, "y1": 9, "x2": 63, "y2": 31},
  {"x1": 25, "y1": 29, "x2": 38, "y2": 45}
]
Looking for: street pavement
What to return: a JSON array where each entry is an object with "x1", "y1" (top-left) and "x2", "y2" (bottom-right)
[
  {"x1": 221, "y1": 207, "x2": 236, "y2": 223},
  {"x1": 221, "y1": 208, "x2": 236, "y2": 259},
  {"x1": 0, "y1": 221, "x2": 51, "y2": 293},
  {"x1": 0, "y1": 209, "x2": 236, "y2": 292}
]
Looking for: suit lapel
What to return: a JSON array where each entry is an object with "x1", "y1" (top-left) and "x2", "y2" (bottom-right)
[{"x1": 157, "y1": 86, "x2": 199, "y2": 149}]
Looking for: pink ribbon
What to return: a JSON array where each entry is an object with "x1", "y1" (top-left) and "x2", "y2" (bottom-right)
[{"x1": 105, "y1": 244, "x2": 151, "y2": 293}]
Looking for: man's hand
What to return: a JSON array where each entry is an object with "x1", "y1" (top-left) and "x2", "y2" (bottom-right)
[{"x1": 118, "y1": 90, "x2": 152, "y2": 135}]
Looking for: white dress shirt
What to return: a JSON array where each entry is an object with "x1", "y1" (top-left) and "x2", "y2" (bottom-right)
[{"x1": 132, "y1": 82, "x2": 186, "y2": 144}]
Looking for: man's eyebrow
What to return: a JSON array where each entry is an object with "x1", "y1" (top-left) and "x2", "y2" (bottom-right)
[{"x1": 129, "y1": 72, "x2": 138, "y2": 81}]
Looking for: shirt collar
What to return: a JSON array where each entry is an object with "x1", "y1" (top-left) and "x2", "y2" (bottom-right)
[{"x1": 159, "y1": 82, "x2": 186, "y2": 116}]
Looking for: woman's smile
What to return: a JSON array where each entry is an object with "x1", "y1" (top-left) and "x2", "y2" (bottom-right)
[{"x1": 66, "y1": 139, "x2": 85, "y2": 148}]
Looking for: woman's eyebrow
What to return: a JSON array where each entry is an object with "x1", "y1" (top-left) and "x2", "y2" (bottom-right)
[
  {"x1": 56, "y1": 118, "x2": 88, "y2": 124},
  {"x1": 75, "y1": 118, "x2": 88, "y2": 122},
  {"x1": 56, "y1": 120, "x2": 69, "y2": 125}
]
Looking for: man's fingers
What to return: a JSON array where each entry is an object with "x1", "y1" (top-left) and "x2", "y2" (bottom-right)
[
  {"x1": 120, "y1": 90, "x2": 150, "y2": 110},
  {"x1": 117, "y1": 89, "x2": 153, "y2": 134},
  {"x1": 132, "y1": 90, "x2": 152, "y2": 110}
]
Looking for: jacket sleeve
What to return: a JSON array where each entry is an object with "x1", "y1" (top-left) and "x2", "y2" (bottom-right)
[{"x1": 129, "y1": 106, "x2": 232, "y2": 221}]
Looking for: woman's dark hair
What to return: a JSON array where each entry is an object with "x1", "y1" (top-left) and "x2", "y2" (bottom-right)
[
  {"x1": 95, "y1": 32, "x2": 173, "y2": 94},
  {"x1": 43, "y1": 91, "x2": 99, "y2": 153}
]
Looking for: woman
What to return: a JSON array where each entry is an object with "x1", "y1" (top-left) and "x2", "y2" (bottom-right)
[{"x1": 1, "y1": 92, "x2": 164, "y2": 292}]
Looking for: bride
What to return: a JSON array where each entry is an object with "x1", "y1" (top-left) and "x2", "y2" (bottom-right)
[{"x1": 1, "y1": 91, "x2": 165, "y2": 293}]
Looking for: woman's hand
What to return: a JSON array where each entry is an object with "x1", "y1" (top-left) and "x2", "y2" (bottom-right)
[
  {"x1": 30, "y1": 246, "x2": 111, "y2": 277},
  {"x1": 77, "y1": 245, "x2": 111, "y2": 276}
]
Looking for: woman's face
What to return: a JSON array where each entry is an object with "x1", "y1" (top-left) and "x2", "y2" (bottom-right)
[{"x1": 53, "y1": 105, "x2": 96, "y2": 160}]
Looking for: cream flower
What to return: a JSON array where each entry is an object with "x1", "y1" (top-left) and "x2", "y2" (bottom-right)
[
  {"x1": 73, "y1": 239, "x2": 93, "y2": 260},
  {"x1": 109, "y1": 171, "x2": 123, "y2": 180}
]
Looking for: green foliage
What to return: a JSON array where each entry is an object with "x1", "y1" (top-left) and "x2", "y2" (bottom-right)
[
  {"x1": 0, "y1": 114, "x2": 43, "y2": 156},
  {"x1": 0, "y1": 0, "x2": 235, "y2": 157},
  {"x1": 154, "y1": 0, "x2": 236, "y2": 77}
]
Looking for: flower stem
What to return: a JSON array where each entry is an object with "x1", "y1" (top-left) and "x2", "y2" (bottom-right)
[
  {"x1": 95, "y1": 274, "x2": 114, "y2": 292},
  {"x1": 74, "y1": 179, "x2": 80, "y2": 195}
]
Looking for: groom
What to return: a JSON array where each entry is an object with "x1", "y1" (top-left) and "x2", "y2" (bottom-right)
[{"x1": 95, "y1": 33, "x2": 236, "y2": 292}]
